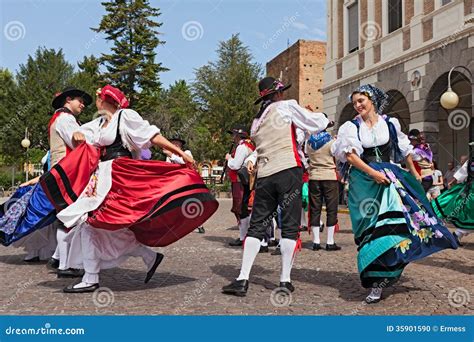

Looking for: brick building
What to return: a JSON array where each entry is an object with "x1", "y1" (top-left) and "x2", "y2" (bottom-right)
[
  {"x1": 323, "y1": 0, "x2": 473, "y2": 170},
  {"x1": 267, "y1": 40, "x2": 326, "y2": 111}
]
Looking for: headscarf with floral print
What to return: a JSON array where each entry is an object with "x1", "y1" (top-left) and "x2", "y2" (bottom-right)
[{"x1": 349, "y1": 84, "x2": 389, "y2": 114}]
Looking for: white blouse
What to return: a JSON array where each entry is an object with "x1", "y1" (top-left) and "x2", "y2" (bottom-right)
[
  {"x1": 166, "y1": 150, "x2": 193, "y2": 165},
  {"x1": 331, "y1": 115, "x2": 412, "y2": 162},
  {"x1": 79, "y1": 109, "x2": 160, "y2": 153},
  {"x1": 454, "y1": 161, "x2": 468, "y2": 183}
]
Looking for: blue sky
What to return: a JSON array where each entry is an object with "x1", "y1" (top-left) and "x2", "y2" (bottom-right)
[{"x1": 1, "y1": 0, "x2": 326, "y2": 87}]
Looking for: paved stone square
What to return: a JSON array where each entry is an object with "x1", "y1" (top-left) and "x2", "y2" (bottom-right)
[{"x1": 0, "y1": 199, "x2": 472, "y2": 315}]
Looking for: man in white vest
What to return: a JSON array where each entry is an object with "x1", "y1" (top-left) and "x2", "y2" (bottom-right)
[
  {"x1": 222, "y1": 77, "x2": 329, "y2": 296},
  {"x1": 307, "y1": 127, "x2": 341, "y2": 251},
  {"x1": 47, "y1": 87, "x2": 92, "y2": 278}
]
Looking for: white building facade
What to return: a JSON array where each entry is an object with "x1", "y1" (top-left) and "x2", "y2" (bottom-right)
[{"x1": 323, "y1": 0, "x2": 473, "y2": 168}]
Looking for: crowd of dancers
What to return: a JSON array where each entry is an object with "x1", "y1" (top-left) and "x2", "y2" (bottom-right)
[{"x1": 1, "y1": 77, "x2": 471, "y2": 304}]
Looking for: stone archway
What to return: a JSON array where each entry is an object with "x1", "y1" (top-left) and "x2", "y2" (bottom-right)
[
  {"x1": 385, "y1": 90, "x2": 410, "y2": 133},
  {"x1": 425, "y1": 71, "x2": 471, "y2": 171},
  {"x1": 336, "y1": 103, "x2": 357, "y2": 129}
]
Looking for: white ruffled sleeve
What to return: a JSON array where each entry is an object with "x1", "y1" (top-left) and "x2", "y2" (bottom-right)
[
  {"x1": 389, "y1": 117, "x2": 413, "y2": 157},
  {"x1": 330, "y1": 121, "x2": 363, "y2": 162},
  {"x1": 120, "y1": 109, "x2": 160, "y2": 150},
  {"x1": 78, "y1": 118, "x2": 102, "y2": 145},
  {"x1": 286, "y1": 100, "x2": 329, "y2": 134}
]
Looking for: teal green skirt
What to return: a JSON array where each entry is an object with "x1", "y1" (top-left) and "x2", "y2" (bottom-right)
[
  {"x1": 432, "y1": 181, "x2": 473, "y2": 230},
  {"x1": 348, "y1": 163, "x2": 457, "y2": 288}
]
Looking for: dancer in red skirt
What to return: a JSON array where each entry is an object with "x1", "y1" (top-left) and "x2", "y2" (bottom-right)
[{"x1": 40, "y1": 85, "x2": 218, "y2": 293}]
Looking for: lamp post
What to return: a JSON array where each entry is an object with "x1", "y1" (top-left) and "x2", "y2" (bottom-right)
[
  {"x1": 21, "y1": 127, "x2": 30, "y2": 182},
  {"x1": 439, "y1": 65, "x2": 473, "y2": 142}
]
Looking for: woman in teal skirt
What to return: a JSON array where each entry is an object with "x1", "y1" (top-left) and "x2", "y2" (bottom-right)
[
  {"x1": 331, "y1": 84, "x2": 458, "y2": 303},
  {"x1": 432, "y1": 154, "x2": 473, "y2": 243}
]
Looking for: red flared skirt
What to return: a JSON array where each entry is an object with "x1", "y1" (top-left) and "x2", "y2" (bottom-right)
[{"x1": 41, "y1": 143, "x2": 218, "y2": 247}]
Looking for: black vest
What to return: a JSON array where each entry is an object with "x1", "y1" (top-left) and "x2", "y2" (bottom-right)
[{"x1": 100, "y1": 111, "x2": 133, "y2": 161}]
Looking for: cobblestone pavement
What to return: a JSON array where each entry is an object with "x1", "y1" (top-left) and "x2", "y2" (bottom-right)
[{"x1": 0, "y1": 199, "x2": 472, "y2": 315}]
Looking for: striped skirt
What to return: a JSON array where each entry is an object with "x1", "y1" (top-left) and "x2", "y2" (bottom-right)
[{"x1": 348, "y1": 162, "x2": 458, "y2": 288}]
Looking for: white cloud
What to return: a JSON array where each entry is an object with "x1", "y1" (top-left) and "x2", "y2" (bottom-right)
[{"x1": 291, "y1": 21, "x2": 309, "y2": 31}]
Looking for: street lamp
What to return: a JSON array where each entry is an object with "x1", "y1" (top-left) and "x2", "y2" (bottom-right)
[
  {"x1": 21, "y1": 127, "x2": 30, "y2": 182},
  {"x1": 440, "y1": 65, "x2": 473, "y2": 142}
]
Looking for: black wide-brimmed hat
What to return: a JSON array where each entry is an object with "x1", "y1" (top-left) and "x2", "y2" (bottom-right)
[
  {"x1": 169, "y1": 136, "x2": 186, "y2": 146},
  {"x1": 227, "y1": 124, "x2": 249, "y2": 138},
  {"x1": 52, "y1": 86, "x2": 93, "y2": 110},
  {"x1": 254, "y1": 76, "x2": 291, "y2": 105}
]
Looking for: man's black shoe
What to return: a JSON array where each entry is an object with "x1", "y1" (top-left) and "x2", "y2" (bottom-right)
[
  {"x1": 222, "y1": 279, "x2": 249, "y2": 297},
  {"x1": 268, "y1": 239, "x2": 279, "y2": 247},
  {"x1": 320, "y1": 223, "x2": 325, "y2": 232},
  {"x1": 259, "y1": 246, "x2": 269, "y2": 253},
  {"x1": 57, "y1": 268, "x2": 85, "y2": 278},
  {"x1": 197, "y1": 227, "x2": 205, "y2": 234},
  {"x1": 229, "y1": 238, "x2": 243, "y2": 247},
  {"x1": 325, "y1": 243, "x2": 341, "y2": 251},
  {"x1": 271, "y1": 247, "x2": 281, "y2": 255},
  {"x1": 279, "y1": 282, "x2": 295, "y2": 293},
  {"x1": 24, "y1": 256, "x2": 40, "y2": 262},
  {"x1": 145, "y1": 252, "x2": 164, "y2": 283},
  {"x1": 312, "y1": 243, "x2": 321, "y2": 251},
  {"x1": 63, "y1": 283, "x2": 99, "y2": 293},
  {"x1": 46, "y1": 257, "x2": 60, "y2": 271}
]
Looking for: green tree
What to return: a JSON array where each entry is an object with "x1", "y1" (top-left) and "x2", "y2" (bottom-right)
[
  {"x1": 144, "y1": 80, "x2": 203, "y2": 160},
  {"x1": 1, "y1": 48, "x2": 74, "y2": 164},
  {"x1": 0, "y1": 68, "x2": 18, "y2": 149},
  {"x1": 193, "y1": 34, "x2": 262, "y2": 160},
  {"x1": 92, "y1": 0, "x2": 168, "y2": 108}
]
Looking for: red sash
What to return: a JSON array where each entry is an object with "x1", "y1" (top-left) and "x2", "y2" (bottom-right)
[
  {"x1": 228, "y1": 139, "x2": 255, "y2": 182},
  {"x1": 40, "y1": 143, "x2": 100, "y2": 211}
]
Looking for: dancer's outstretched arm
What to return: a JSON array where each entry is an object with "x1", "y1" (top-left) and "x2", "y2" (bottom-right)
[{"x1": 151, "y1": 134, "x2": 195, "y2": 169}]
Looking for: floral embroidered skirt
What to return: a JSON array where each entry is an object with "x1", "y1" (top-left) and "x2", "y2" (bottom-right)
[
  {"x1": 432, "y1": 181, "x2": 473, "y2": 231},
  {"x1": 0, "y1": 185, "x2": 56, "y2": 246},
  {"x1": 348, "y1": 162, "x2": 458, "y2": 288}
]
